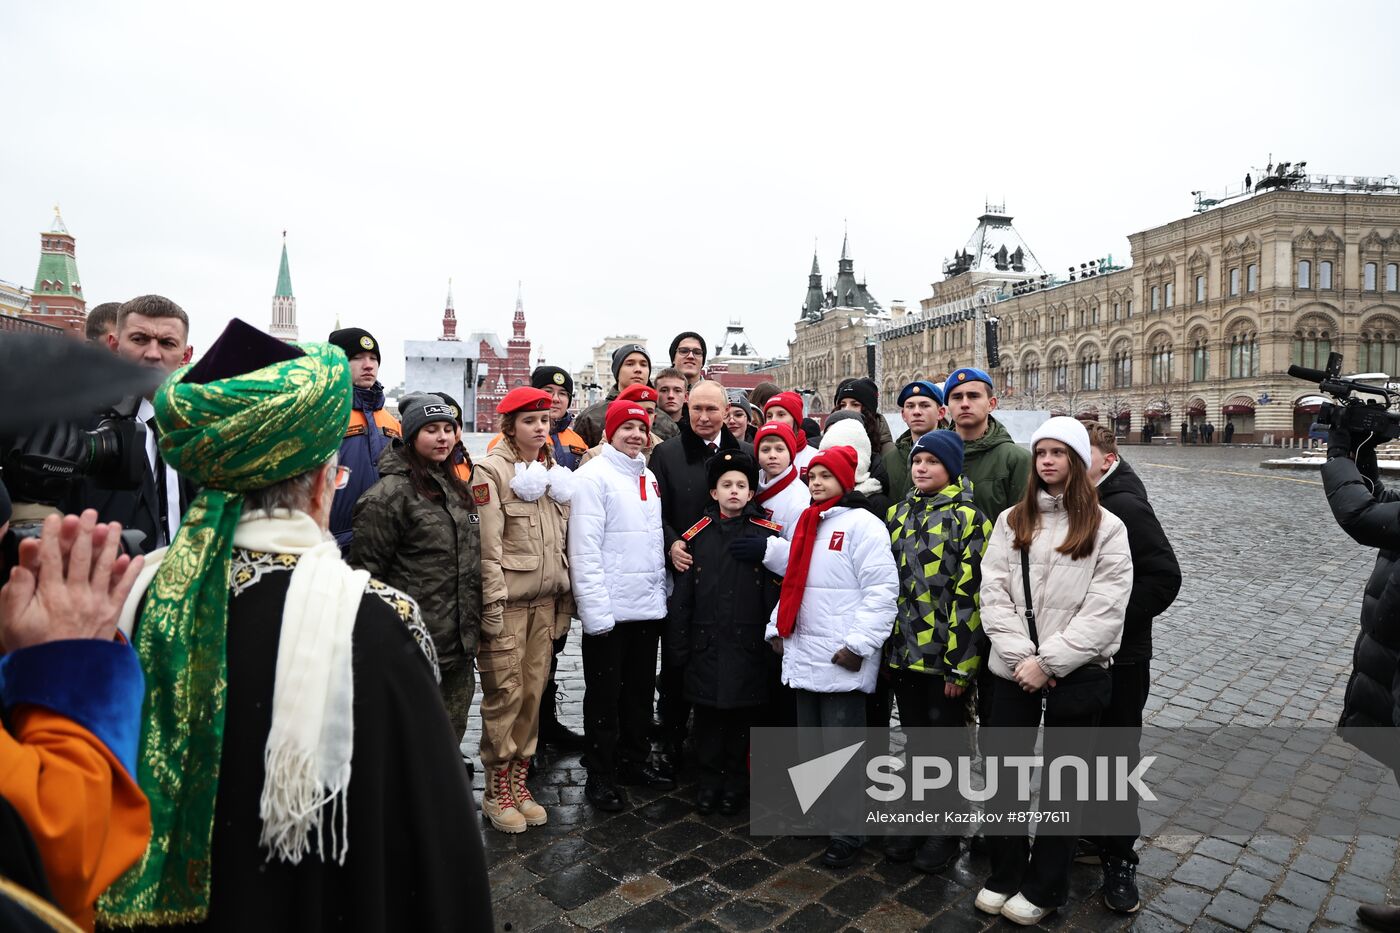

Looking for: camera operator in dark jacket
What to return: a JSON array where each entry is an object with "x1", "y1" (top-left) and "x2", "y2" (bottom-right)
[
  {"x1": 1082, "y1": 424, "x2": 1181, "y2": 914},
  {"x1": 1322, "y1": 424, "x2": 1400, "y2": 931}
]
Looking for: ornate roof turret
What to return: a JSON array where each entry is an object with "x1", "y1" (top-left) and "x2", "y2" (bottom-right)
[
  {"x1": 269, "y1": 231, "x2": 299, "y2": 341},
  {"x1": 440, "y1": 278, "x2": 459, "y2": 341},
  {"x1": 802, "y1": 250, "x2": 826, "y2": 320}
]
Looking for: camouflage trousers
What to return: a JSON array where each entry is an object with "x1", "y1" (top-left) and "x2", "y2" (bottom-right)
[
  {"x1": 440, "y1": 655, "x2": 477, "y2": 744},
  {"x1": 477, "y1": 598, "x2": 560, "y2": 767}
]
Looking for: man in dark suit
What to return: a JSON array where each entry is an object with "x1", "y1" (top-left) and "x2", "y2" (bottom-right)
[{"x1": 73, "y1": 295, "x2": 196, "y2": 553}]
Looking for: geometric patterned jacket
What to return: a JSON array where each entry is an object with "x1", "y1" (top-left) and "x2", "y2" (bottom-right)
[{"x1": 884, "y1": 478, "x2": 993, "y2": 686}]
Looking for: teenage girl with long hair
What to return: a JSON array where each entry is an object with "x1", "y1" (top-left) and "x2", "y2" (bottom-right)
[
  {"x1": 973, "y1": 416, "x2": 1132, "y2": 926},
  {"x1": 473, "y1": 387, "x2": 576, "y2": 834}
]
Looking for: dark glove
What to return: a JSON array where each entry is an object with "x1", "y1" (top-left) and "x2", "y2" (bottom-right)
[
  {"x1": 1326, "y1": 424, "x2": 1354, "y2": 461},
  {"x1": 729, "y1": 535, "x2": 767, "y2": 563}
]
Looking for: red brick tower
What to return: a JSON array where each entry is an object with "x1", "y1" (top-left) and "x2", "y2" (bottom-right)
[
  {"x1": 506, "y1": 282, "x2": 532, "y2": 389},
  {"x1": 28, "y1": 207, "x2": 86, "y2": 337}
]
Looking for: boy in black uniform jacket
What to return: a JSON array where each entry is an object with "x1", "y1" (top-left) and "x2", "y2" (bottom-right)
[{"x1": 666, "y1": 451, "x2": 782, "y2": 816}]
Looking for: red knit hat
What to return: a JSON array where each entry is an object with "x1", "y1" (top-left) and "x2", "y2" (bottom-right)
[
  {"x1": 616, "y1": 383, "x2": 658, "y2": 405},
  {"x1": 497, "y1": 386, "x2": 553, "y2": 414},
  {"x1": 762, "y1": 391, "x2": 808, "y2": 451},
  {"x1": 605, "y1": 399, "x2": 651, "y2": 441},
  {"x1": 807, "y1": 445, "x2": 857, "y2": 493},
  {"x1": 753, "y1": 422, "x2": 797, "y2": 458}
]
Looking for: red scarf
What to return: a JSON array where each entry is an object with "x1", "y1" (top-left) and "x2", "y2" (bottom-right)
[
  {"x1": 775, "y1": 495, "x2": 844, "y2": 637},
  {"x1": 756, "y1": 465, "x2": 798, "y2": 504}
]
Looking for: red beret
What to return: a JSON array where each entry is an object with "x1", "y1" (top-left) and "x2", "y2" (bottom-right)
[
  {"x1": 497, "y1": 386, "x2": 553, "y2": 414},
  {"x1": 616, "y1": 384, "x2": 658, "y2": 405}
]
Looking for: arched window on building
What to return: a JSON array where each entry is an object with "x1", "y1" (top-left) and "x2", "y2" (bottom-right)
[
  {"x1": 1079, "y1": 349, "x2": 1100, "y2": 390},
  {"x1": 1360, "y1": 320, "x2": 1400, "y2": 377},
  {"x1": 1292, "y1": 318, "x2": 1332, "y2": 369},
  {"x1": 1022, "y1": 357, "x2": 1041, "y2": 393},
  {"x1": 1297, "y1": 260, "x2": 1312, "y2": 288},
  {"x1": 1111, "y1": 342, "x2": 1133, "y2": 388},
  {"x1": 1227, "y1": 323, "x2": 1259, "y2": 378},
  {"x1": 1191, "y1": 334, "x2": 1208, "y2": 382},
  {"x1": 1149, "y1": 337, "x2": 1173, "y2": 385},
  {"x1": 1388, "y1": 263, "x2": 1399, "y2": 292},
  {"x1": 1049, "y1": 350, "x2": 1068, "y2": 392},
  {"x1": 1365, "y1": 262, "x2": 1378, "y2": 292},
  {"x1": 1319, "y1": 260, "x2": 1334, "y2": 290}
]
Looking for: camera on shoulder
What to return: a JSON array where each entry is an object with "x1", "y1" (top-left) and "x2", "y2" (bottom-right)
[{"x1": 1289, "y1": 351, "x2": 1400, "y2": 443}]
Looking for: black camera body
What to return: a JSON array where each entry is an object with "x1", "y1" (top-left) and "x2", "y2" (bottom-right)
[
  {"x1": 1289, "y1": 351, "x2": 1400, "y2": 443},
  {"x1": 0, "y1": 418, "x2": 148, "y2": 508}
]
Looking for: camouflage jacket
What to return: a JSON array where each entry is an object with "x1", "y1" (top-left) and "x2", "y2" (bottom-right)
[
  {"x1": 884, "y1": 478, "x2": 993, "y2": 685},
  {"x1": 350, "y1": 443, "x2": 484, "y2": 662}
]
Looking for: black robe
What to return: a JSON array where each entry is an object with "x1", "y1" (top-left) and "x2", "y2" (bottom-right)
[{"x1": 127, "y1": 553, "x2": 492, "y2": 932}]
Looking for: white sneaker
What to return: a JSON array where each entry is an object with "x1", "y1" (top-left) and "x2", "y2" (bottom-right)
[
  {"x1": 974, "y1": 888, "x2": 1010, "y2": 914},
  {"x1": 1001, "y1": 893, "x2": 1055, "y2": 926}
]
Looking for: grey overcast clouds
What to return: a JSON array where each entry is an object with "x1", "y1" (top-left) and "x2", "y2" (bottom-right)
[{"x1": 3, "y1": 1, "x2": 1395, "y2": 388}]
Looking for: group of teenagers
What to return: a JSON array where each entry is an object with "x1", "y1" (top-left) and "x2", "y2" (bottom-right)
[{"x1": 329, "y1": 327, "x2": 1182, "y2": 927}]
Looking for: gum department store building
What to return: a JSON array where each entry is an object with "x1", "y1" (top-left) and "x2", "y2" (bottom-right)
[{"x1": 781, "y1": 168, "x2": 1400, "y2": 442}]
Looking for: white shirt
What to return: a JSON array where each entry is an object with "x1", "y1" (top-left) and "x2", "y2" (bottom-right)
[{"x1": 138, "y1": 397, "x2": 183, "y2": 547}]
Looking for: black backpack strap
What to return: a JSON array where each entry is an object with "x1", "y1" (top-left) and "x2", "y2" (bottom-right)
[{"x1": 1020, "y1": 547, "x2": 1039, "y2": 649}]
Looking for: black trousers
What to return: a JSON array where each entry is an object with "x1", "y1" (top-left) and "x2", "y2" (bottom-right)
[
  {"x1": 893, "y1": 670, "x2": 971, "y2": 832},
  {"x1": 1090, "y1": 661, "x2": 1152, "y2": 864},
  {"x1": 692, "y1": 704, "x2": 752, "y2": 793},
  {"x1": 539, "y1": 631, "x2": 571, "y2": 728},
  {"x1": 582, "y1": 621, "x2": 662, "y2": 776},
  {"x1": 659, "y1": 658, "x2": 691, "y2": 746},
  {"x1": 984, "y1": 673, "x2": 1106, "y2": 909}
]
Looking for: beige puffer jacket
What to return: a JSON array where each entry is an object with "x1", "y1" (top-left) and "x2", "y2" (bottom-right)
[
  {"x1": 979, "y1": 489, "x2": 1132, "y2": 680},
  {"x1": 476, "y1": 441, "x2": 574, "y2": 613}
]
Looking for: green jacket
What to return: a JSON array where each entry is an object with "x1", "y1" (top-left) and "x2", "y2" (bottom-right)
[
  {"x1": 350, "y1": 443, "x2": 484, "y2": 664},
  {"x1": 883, "y1": 429, "x2": 916, "y2": 503},
  {"x1": 961, "y1": 416, "x2": 1031, "y2": 523},
  {"x1": 884, "y1": 479, "x2": 993, "y2": 685}
]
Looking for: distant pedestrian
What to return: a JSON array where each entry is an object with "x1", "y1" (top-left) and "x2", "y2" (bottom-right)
[
  {"x1": 1180, "y1": 422, "x2": 1188, "y2": 445},
  {"x1": 1224, "y1": 420, "x2": 1235, "y2": 444}
]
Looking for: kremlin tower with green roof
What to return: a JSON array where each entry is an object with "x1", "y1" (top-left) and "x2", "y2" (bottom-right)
[
  {"x1": 28, "y1": 206, "x2": 87, "y2": 337},
  {"x1": 270, "y1": 231, "x2": 298, "y2": 341}
]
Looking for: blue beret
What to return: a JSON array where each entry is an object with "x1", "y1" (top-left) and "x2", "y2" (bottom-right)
[
  {"x1": 943, "y1": 367, "x2": 994, "y2": 399},
  {"x1": 897, "y1": 380, "x2": 944, "y2": 407}
]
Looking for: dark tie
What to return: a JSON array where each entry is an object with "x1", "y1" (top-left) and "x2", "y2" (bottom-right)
[{"x1": 150, "y1": 418, "x2": 170, "y2": 548}]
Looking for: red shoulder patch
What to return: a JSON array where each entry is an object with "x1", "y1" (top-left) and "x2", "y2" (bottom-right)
[
  {"x1": 750, "y1": 517, "x2": 783, "y2": 533},
  {"x1": 472, "y1": 483, "x2": 491, "y2": 505},
  {"x1": 682, "y1": 516, "x2": 712, "y2": 541}
]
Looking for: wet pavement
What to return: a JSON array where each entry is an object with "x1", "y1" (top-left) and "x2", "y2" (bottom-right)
[{"x1": 463, "y1": 444, "x2": 1399, "y2": 931}]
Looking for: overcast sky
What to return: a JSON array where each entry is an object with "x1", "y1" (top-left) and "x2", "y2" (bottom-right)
[{"x1": 3, "y1": 1, "x2": 1395, "y2": 388}]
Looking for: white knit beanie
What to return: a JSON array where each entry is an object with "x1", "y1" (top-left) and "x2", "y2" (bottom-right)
[
  {"x1": 1029, "y1": 416, "x2": 1092, "y2": 469},
  {"x1": 821, "y1": 417, "x2": 873, "y2": 484}
]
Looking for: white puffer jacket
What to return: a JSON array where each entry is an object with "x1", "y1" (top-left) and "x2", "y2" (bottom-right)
[
  {"x1": 568, "y1": 443, "x2": 667, "y2": 634},
  {"x1": 979, "y1": 489, "x2": 1133, "y2": 680},
  {"x1": 764, "y1": 504, "x2": 899, "y2": 693},
  {"x1": 756, "y1": 465, "x2": 810, "y2": 541},
  {"x1": 793, "y1": 445, "x2": 818, "y2": 480}
]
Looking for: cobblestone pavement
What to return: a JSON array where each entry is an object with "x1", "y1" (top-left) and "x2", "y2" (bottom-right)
[{"x1": 463, "y1": 444, "x2": 1400, "y2": 932}]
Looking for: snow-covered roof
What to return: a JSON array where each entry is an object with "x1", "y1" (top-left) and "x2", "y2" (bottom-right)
[
  {"x1": 953, "y1": 212, "x2": 1044, "y2": 277},
  {"x1": 713, "y1": 321, "x2": 760, "y2": 359}
]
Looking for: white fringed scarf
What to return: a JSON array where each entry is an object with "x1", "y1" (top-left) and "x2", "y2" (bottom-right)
[{"x1": 118, "y1": 509, "x2": 362, "y2": 865}]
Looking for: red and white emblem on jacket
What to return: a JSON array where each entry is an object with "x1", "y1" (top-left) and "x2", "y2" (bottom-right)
[
  {"x1": 828, "y1": 531, "x2": 845, "y2": 551},
  {"x1": 764, "y1": 507, "x2": 775, "y2": 520},
  {"x1": 652, "y1": 481, "x2": 660, "y2": 498}
]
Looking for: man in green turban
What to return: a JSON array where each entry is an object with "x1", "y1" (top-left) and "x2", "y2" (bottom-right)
[{"x1": 99, "y1": 320, "x2": 491, "y2": 931}]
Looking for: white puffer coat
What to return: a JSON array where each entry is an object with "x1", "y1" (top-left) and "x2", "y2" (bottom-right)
[
  {"x1": 764, "y1": 504, "x2": 899, "y2": 693},
  {"x1": 568, "y1": 443, "x2": 667, "y2": 634},
  {"x1": 979, "y1": 489, "x2": 1133, "y2": 680},
  {"x1": 755, "y1": 465, "x2": 810, "y2": 541}
]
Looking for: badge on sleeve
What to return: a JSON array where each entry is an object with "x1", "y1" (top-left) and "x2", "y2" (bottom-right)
[
  {"x1": 682, "y1": 516, "x2": 712, "y2": 541},
  {"x1": 472, "y1": 483, "x2": 491, "y2": 505},
  {"x1": 828, "y1": 531, "x2": 845, "y2": 551},
  {"x1": 751, "y1": 517, "x2": 782, "y2": 533}
]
